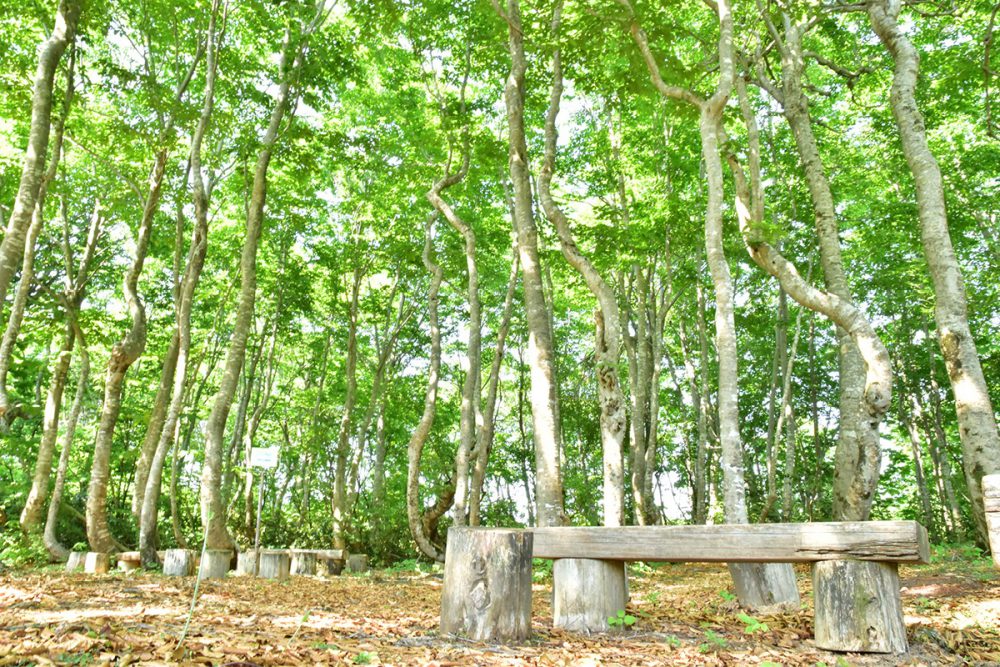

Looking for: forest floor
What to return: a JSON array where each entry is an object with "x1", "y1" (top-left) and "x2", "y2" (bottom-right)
[{"x1": 1, "y1": 546, "x2": 998, "y2": 667}]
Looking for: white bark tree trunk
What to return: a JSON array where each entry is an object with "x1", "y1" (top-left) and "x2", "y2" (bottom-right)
[
  {"x1": 494, "y1": 0, "x2": 564, "y2": 528},
  {"x1": 868, "y1": 0, "x2": 1000, "y2": 550}
]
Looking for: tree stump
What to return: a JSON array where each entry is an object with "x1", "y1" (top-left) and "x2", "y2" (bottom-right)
[
  {"x1": 984, "y1": 473, "x2": 1000, "y2": 569},
  {"x1": 236, "y1": 550, "x2": 259, "y2": 576},
  {"x1": 84, "y1": 552, "x2": 110, "y2": 574},
  {"x1": 66, "y1": 552, "x2": 86, "y2": 572},
  {"x1": 728, "y1": 562, "x2": 800, "y2": 611},
  {"x1": 291, "y1": 551, "x2": 316, "y2": 576},
  {"x1": 198, "y1": 549, "x2": 232, "y2": 579},
  {"x1": 552, "y1": 558, "x2": 627, "y2": 633},
  {"x1": 163, "y1": 549, "x2": 195, "y2": 576},
  {"x1": 259, "y1": 551, "x2": 290, "y2": 580},
  {"x1": 347, "y1": 553, "x2": 368, "y2": 573},
  {"x1": 440, "y1": 527, "x2": 532, "y2": 642},
  {"x1": 813, "y1": 560, "x2": 906, "y2": 653}
]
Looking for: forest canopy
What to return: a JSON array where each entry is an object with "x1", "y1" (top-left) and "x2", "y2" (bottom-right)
[{"x1": 0, "y1": 0, "x2": 998, "y2": 571}]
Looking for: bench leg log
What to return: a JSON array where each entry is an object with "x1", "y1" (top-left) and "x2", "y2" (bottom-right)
[
  {"x1": 85, "y1": 552, "x2": 110, "y2": 574},
  {"x1": 66, "y1": 552, "x2": 86, "y2": 572},
  {"x1": 552, "y1": 558, "x2": 627, "y2": 633},
  {"x1": 728, "y1": 562, "x2": 800, "y2": 611},
  {"x1": 236, "y1": 550, "x2": 259, "y2": 576},
  {"x1": 291, "y1": 552, "x2": 317, "y2": 576},
  {"x1": 164, "y1": 549, "x2": 195, "y2": 576},
  {"x1": 440, "y1": 527, "x2": 533, "y2": 642},
  {"x1": 984, "y1": 473, "x2": 1000, "y2": 569},
  {"x1": 259, "y1": 552, "x2": 291, "y2": 580},
  {"x1": 813, "y1": 560, "x2": 906, "y2": 653},
  {"x1": 198, "y1": 549, "x2": 232, "y2": 579}
]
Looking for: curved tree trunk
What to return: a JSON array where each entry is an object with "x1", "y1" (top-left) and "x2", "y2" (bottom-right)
[
  {"x1": 407, "y1": 214, "x2": 446, "y2": 562},
  {"x1": 540, "y1": 4, "x2": 625, "y2": 527},
  {"x1": 469, "y1": 254, "x2": 518, "y2": 526},
  {"x1": 426, "y1": 111, "x2": 480, "y2": 527},
  {"x1": 868, "y1": 0, "x2": 1000, "y2": 551},
  {"x1": 86, "y1": 153, "x2": 162, "y2": 552},
  {"x1": 0, "y1": 49, "x2": 74, "y2": 422},
  {"x1": 0, "y1": 0, "x2": 80, "y2": 311},
  {"x1": 494, "y1": 0, "x2": 564, "y2": 527}
]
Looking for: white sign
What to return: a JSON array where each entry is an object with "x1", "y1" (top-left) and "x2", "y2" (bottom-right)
[{"x1": 250, "y1": 446, "x2": 279, "y2": 468}]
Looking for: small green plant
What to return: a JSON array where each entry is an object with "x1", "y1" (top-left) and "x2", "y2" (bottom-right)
[
  {"x1": 57, "y1": 653, "x2": 94, "y2": 666},
  {"x1": 663, "y1": 634, "x2": 681, "y2": 648},
  {"x1": 718, "y1": 589, "x2": 736, "y2": 602},
  {"x1": 312, "y1": 641, "x2": 339, "y2": 650},
  {"x1": 736, "y1": 612, "x2": 769, "y2": 634},
  {"x1": 698, "y1": 629, "x2": 728, "y2": 653},
  {"x1": 760, "y1": 662, "x2": 781, "y2": 667},
  {"x1": 645, "y1": 590, "x2": 661, "y2": 605},
  {"x1": 353, "y1": 651, "x2": 375, "y2": 664},
  {"x1": 531, "y1": 558, "x2": 553, "y2": 583},
  {"x1": 606, "y1": 609, "x2": 636, "y2": 629}
]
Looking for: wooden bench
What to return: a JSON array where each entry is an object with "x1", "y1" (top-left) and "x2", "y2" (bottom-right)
[
  {"x1": 440, "y1": 521, "x2": 929, "y2": 653},
  {"x1": 236, "y1": 548, "x2": 346, "y2": 577}
]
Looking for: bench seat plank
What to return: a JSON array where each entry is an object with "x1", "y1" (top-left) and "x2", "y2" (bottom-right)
[{"x1": 531, "y1": 521, "x2": 929, "y2": 564}]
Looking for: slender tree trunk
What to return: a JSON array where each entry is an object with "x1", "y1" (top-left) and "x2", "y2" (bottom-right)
[
  {"x1": 43, "y1": 321, "x2": 88, "y2": 561},
  {"x1": 426, "y1": 130, "x2": 479, "y2": 528},
  {"x1": 20, "y1": 323, "x2": 74, "y2": 534},
  {"x1": 407, "y1": 214, "x2": 446, "y2": 561},
  {"x1": 469, "y1": 254, "x2": 517, "y2": 526},
  {"x1": 85, "y1": 148, "x2": 163, "y2": 553},
  {"x1": 540, "y1": 8, "x2": 625, "y2": 526},
  {"x1": 138, "y1": 21, "x2": 218, "y2": 560},
  {"x1": 199, "y1": 16, "x2": 318, "y2": 549},
  {"x1": 133, "y1": 332, "x2": 179, "y2": 523},
  {"x1": 331, "y1": 266, "x2": 361, "y2": 551},
  {"x1": 868, "y1": 0, "x2": 1000, "y2": 550},
  {"x1": 0, "y1": 0, "x2": 80, "y2": 310},
  {"x1": 0, "y1": 51, "x2": 74, "y2": 421},
  {"x1": 494, "y1": 0, "x2": 564, "y2": 527}
]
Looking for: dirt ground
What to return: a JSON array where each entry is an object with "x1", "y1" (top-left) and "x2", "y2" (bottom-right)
[{"x1": 1, "y1": 555, "x2": 998, "y2": 666}]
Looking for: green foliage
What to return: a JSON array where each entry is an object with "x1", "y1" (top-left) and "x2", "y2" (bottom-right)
[
  {"x1": 606, "y1": 609, "x2": 636, "y2": 629},
  {"x1": 0, "y1": 527, "x2": 47, "y2": 568},
  {"x1": 353, "y1": 651, "x2": 375, "y2": 664},
  {"x1": 736, "y1": 612, "x2": 769, "y2": 634},
  {"x1": 698, "y1": 629, "x2": 728, "y2": 653}
]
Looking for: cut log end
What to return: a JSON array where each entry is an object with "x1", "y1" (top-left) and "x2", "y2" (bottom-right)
[
  {"x1": 440, "y1": 527, "x2": 533, "y2": 643},
  {"x1": 259, "y1": 552, "x2": 290, "y2": 580},
  {"x1": 813, "y1": 560, "x2": 906, "y2": 654}
]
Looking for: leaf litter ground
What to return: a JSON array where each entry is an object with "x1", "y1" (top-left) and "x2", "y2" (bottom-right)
[{"x1": 1, "y1": 553, "x2": 997, "y2": 666}]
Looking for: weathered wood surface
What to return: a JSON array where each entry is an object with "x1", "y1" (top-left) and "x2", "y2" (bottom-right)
[
  {"x1": 259, "y1": 552, "x2": 290, "y2": 580},
  {"x1": 198, "y1": 549, "x2": 232, "y2": 579},
  {"x1": 347, "y1": 554, "x2": 368, "y2": 573},
  {"x1": 65, "y1": 552, "x2": 85, "y2": 572},
  {"x1": 985, "y1": 474, "x2": 1000, "y2": 568},
  {"x1": 440, "y1": 527, "x2": 532, "y2": 642},
  {"x1": 163, "y1": 549, "x2": 194, "y2": 576},
  {"x1": 552, "y1": 559, "x2": 627, "y2": 633},
  {"x1": 117, "y1": 551, "x2": 141, "y2": 571},
  {"x1": 728, "y1": 562, "x2": 800, "y2": 611},
  {"x1": 813, "y1": 560, "x2": 906, "y2": 653},
  {"x1": 84, "y1": 552, "x2": 109, "y2": 574},
  {"x1": 531, "y1": 521, "x2": 929, "y2": 563},
  {"x1": 236, "y1": 550, "x2": 259, "y2": 576},
  {"x1": 291, "y1": 551, "x2": 316, "y2": 576}
]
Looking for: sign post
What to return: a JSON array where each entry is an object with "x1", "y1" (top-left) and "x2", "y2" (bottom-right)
[{"x1": 249, "y1": 447, "x2": 279, "y2": 575}]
